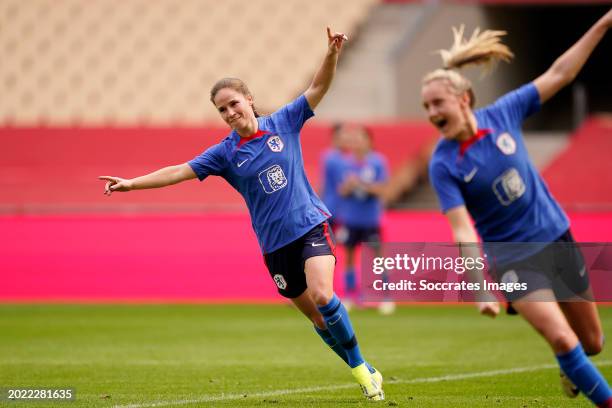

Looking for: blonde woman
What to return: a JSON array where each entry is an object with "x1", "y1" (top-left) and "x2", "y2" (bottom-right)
[{"x1": 423, "y1": 10, "x2": 612, "y2": 407}]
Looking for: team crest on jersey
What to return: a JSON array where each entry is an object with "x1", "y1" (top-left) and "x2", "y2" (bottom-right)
[
  {"x1": 273, "y1": 274, "x2": 287, "y2": 290},
  {"x1": 359, "y1": 166, "x2": 375, "y2": 183},
  {"x1": 492, "y1": 167, "x2": 525, "y2": 206},
  {"x1": 496, "y1": 133, "x2": 516, "y2": 155},
  {"x1": 266, "y1": 135, "x2": 284, "y2": 152},
  {"x1": 258, "y1": 164, "x2": 288, "y2": 194}
]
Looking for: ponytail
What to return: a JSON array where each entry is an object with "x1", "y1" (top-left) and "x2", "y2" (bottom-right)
[{"x1": 423, "y1": 25, "x2": 514, "y2": 107}]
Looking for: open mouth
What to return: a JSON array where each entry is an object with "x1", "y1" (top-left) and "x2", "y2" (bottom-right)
[{"x1": 432, "y1": 117, "x2": 448, "y2": 130}]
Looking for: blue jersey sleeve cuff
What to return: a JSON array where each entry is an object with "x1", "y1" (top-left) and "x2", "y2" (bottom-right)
[{"x1": 187, "y1": 160, "x2": 207, "y2": 181}]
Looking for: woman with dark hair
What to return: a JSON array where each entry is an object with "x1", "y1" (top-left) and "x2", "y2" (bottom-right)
[{"x1": 99, "y1": 27, "x2": 384, "y2": 401}]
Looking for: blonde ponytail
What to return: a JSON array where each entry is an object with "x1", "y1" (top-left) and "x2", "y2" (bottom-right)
[
  {"x1": 423, "y1": 25, "x2": 514, "y2": 107},
  {"x1": 438, "y1": 25, "x2": 513, "y2": 71}
]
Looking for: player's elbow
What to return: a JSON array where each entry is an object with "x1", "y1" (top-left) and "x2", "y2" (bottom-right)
[
  {"x1": 452, "y1": 228, "x2": 477, "y2": 244},
  {"x1": 549, "y1": 63, "x2": 577, "y2": 88}
]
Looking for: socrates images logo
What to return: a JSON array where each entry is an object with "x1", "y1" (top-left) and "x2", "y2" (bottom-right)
[{"x1": 273, "y1": 274, "x2": 287, "y2": 290}]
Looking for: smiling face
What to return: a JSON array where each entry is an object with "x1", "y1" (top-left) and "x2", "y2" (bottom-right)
[
  {"x1": 212, "y1": 87, "x2": 256, "y2": 132},
  {"x1": 421, "y1": 79, "x2": 472, "y2": 140}
]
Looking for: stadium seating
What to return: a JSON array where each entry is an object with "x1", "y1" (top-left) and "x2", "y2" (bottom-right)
[
  {"x1": 542, "y1": 115, "x2": 612, "y2": 210},
  {"x1": 1, "y1": 0, "x2": 377, "y2": 125}
]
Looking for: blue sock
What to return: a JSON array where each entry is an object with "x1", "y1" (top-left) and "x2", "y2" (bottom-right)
[
  {"x1": 345, "y1": 268, "x2": 357, "y2": 292},
  {"x1": 557, "y1": 343, "x2": 612, "y2": 406},
  {"x1": 314, "y1": 326, "x2": 376, "y2": 373},
  {"x1": 318, "y1": 294, "x2": 365, "y2": 368},
  {"x1": 314, "y1": 325, "x2": 349, "y2": 365}
]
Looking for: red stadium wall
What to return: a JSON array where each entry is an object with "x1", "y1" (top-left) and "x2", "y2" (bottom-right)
[
  {"x1": 542, "y1": 116, "x2": 612, "y2": 209},
  {"x1": 2, "y1": 211, "x2": 612, "y2": 302},
  {"x1": 0, "y1": 123, "x2": 436, "y2": 213},
  {"x1": 2, "y1": 119, "x2": 612, "y2": 302}
]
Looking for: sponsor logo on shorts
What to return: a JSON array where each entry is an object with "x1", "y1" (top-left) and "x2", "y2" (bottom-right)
[
  {"x1": 501, "y1": 270, "x2": 519, "y2": 285},
  {"x1": 273, "y1": 274, "x2": 287, "y2": 290},
  {"x1": 267, "y1": 135, "x2": 284, "y2": 152}
]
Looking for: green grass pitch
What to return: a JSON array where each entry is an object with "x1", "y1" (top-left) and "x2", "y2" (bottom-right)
[{"x1": 1, "y1": 304, "x2": 611, "y2": 407}]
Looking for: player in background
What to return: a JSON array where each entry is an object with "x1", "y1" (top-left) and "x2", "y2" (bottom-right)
[
  {"x1": 337, "y1": 125, "x2": 394, "y2": 315},
  {"x1": 423, "y1": 10, "x2": 612, "y2": 406},
  {"x1": 320, "y1": 122, "x2": 352, "y2": 230},
  {"x1": 99, "y1": 28, "x2": 385, "y2": 401}
]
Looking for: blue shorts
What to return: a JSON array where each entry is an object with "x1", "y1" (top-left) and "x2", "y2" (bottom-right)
[
  {"x1": 263, "y1": 221, "x2": 336, "y2": 298},
  {"x1": 336, "y1": 225, "x2": 381, "y2": 249},
  {"x1": 492, "y1": 230, "x2": 590, "y2": 302}
]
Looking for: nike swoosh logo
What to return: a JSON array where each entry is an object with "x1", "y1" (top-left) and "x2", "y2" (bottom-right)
[
  {"x1": 464, "y1": 167, "x2": 478, "y2": 183},
  {"x1": 311, "y1": 242, "x2": 326, "y2": 247},
  {"x1": 237, "y1": 159, "x2": 248, "y2": 167}
]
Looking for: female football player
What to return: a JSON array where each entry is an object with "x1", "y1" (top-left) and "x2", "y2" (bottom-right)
[
  {"x1": 336, "y1": 125, "x2": 393, "y2": 314},
  {"x1": 100, "y1": 27, "x2": 384, "y2": 401},
  {"x1": 424, "y1": 9, "x2": 612, "y2": 407}
]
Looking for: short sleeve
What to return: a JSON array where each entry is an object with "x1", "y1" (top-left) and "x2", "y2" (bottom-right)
[
  {"x1": 491, "y1": 82, "x2": 541, "y2": 125},
  {"x1": 187, "y1": 142, "x2": 227, "y2": 181},
  {"x1": 429, "y1": 160, "x2": 465, "y2": 213},
  {"x1": 270, "y1": 94, "x2": 315, "y2": 133}
]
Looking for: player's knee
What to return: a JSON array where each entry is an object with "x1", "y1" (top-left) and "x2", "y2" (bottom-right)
[
  {"x1": 310, "y1": 288, "x2": 333, "y2": 307},
  {"x1": 549, "y1": 330, "x2": 579, "y2": 354},
  {"x1": 583, "y1": 334, "x2": 604, "y2": 356}
]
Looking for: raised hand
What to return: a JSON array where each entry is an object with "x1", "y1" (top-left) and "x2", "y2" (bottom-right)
[
  {"x1": 98, "y1": 176, "x2": 133, "y2": 196},
  {"x1": 327, "y1": 26, "x2": 348, "y2": 54}
]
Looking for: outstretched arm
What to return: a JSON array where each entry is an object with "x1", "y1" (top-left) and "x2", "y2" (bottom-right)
[
  {"x1": 304, "y1": 27, "x2": 348, "y2": 110},
  {"x1": 446, "y1": 206, "x2": 500, "y2": 319},
  {"x1": 534, "y1": 8, "x2": 612, "y2": 104},
  {"x1": 99, "y1": 163, "x2": 197, "y2": 196}
]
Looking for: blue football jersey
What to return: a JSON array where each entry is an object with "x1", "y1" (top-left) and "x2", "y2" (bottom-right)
[
  {"x1": 429, "y1": 83, "x2": 569, "y2": 249},
  {"x1": 320, "y1": 148, "x2": 350, "y2": 223},
  {"x1": 188, "y1": 95, "x2": 330, "y2": 253},
  {"x1": 339, "y1": 152, "x2": 388, "y2": 228}
]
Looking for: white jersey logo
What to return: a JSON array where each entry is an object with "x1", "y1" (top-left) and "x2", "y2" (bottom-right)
[
  {"x1": 237, "y1": 159, "x2": 248, "y2": 167},
  {"x1": 360, "y1": 166, "x2": 375, "y2": 183},
  {"x1": 493, "y1": 167, "x2": 526, "y2": 206},
  {"x1": 267, "y1": 135, "x2": 284, "y2": 152},
  {"x1": 501, "y1": 270, "x2": 519, "y2": 285},
  {"x1": 463, "y1": 167, "x2": 478, "y2": 183},
  {"x1": 258, "y1": 164, "x2": 288, "y2": 194},
  {"x1": 496, "y1": 132, "x2": 517, "y2": 155},
  {"x1": 273, "y1": 274, "x2": 287, "y2": 290}
]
